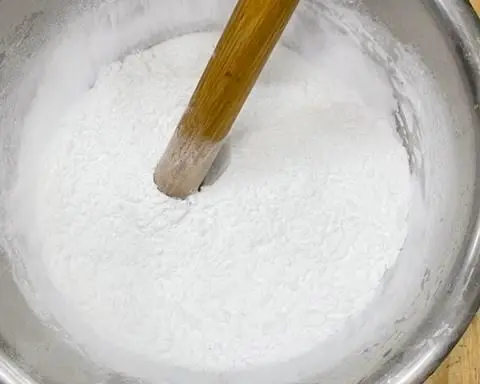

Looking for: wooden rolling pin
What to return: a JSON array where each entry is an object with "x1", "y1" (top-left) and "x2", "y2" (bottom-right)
[{"x1": 154, "y1": 0, "x2": 300, "y2": 199}]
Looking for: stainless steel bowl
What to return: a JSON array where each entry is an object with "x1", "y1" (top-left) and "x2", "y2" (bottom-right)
[{"x1": 1, "y1": 0, "x2": 480, "y2": 383}]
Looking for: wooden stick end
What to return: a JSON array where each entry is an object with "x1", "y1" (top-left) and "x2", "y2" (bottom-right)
[{"x1": 154, "y1": 133, "x2": 222, "y2": 199}]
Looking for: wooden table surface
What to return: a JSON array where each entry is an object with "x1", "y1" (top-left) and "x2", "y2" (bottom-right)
[
  {"x1": 473, "y1": 0, "x2": 480, "y2": 13},
  {"x1": 426, "y1": 2, "x2": 480, "y2": 383},
  {"x1": 427, "y1": 317, "x2": 479, "y2": 383}
]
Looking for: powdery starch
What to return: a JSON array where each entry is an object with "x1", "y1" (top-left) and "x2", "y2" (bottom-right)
[{"x1": 12, "y1": 31, "x2": 411, "y2": 372}]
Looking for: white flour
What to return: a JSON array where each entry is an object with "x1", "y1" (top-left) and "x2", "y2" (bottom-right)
[{"x1": 11, "y1": 30, "x2": 411, "y2": 373}]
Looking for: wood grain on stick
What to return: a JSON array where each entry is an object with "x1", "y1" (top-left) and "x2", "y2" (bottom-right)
[{"x1": 154, "y1": 0, "x2": 299, "y2": 198}]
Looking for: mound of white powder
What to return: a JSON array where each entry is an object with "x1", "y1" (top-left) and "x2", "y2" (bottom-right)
[{"x1": 12, "y1": 31, "x2": 411, "y2": 371}]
